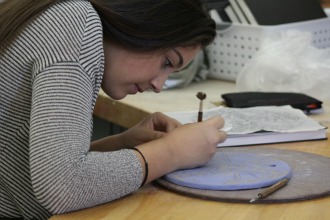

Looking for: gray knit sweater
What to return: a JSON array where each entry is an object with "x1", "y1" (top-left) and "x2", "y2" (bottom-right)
[{"x1": 0, "y1": 1, "x2": 142, "y2": 219}]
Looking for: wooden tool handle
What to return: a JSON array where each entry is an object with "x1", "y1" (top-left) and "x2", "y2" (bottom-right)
[
  {"x1": 198, "y1": 111, "x2": 203, "y2": 122},
  {"x1": 259, "y1": 178, "x2": 289, "y2": 199}
]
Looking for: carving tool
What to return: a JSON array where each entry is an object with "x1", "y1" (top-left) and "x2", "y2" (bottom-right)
[
  {"x1": 196, "y1": 92, "x2": 206, "y2": 122},
  {"x1": 250, "y1": 178, "x2": 289, "y2": 203}
]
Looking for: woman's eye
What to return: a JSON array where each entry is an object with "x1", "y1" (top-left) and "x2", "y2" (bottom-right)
[{"x1": 164, "y1": 58, "x2": 173, "y2": 68}]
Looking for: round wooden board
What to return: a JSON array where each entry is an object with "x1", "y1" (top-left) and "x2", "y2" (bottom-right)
[{"x1": 155, "y1": 147, "x2": 330, "y2": 203}]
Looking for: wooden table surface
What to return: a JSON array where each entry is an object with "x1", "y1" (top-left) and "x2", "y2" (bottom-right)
[
  {"x1": 322, "y1": 0, "x2": 330, "y2": 8},
  {"x1": 50, "y1": 79, "x2": 330, "y2": 220}
]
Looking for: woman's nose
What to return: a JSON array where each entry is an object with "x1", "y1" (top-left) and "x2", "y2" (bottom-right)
[{"x1": 150, "y1": 73, "x2": 169, "y2": 93}]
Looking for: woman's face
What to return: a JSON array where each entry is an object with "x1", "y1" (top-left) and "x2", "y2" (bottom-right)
[{"x1": 102, "y1": 40, "x2": 200, "y2": 100}]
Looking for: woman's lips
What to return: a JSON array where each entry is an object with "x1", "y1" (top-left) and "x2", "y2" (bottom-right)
[{"x1": 136, "y1": 85, "x2": 144, "y2": 93}]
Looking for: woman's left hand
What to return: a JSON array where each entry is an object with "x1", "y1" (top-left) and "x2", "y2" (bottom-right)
[{"x1": 121, "y1": 112, "x2": 181, "y2": 147}]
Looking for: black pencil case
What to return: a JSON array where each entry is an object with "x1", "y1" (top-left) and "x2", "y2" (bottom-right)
[{"x1": 221, "y1": 92, "x2": 323, "y2": 112}]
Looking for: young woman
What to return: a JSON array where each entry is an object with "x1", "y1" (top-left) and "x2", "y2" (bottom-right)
[{"x1": 0, "y1": 0, "x2": 226, "y2": 219}]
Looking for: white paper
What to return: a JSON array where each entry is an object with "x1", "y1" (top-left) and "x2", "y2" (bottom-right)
[{"x1": 164, "y1": 105, "x2": 325, "y2": 135}]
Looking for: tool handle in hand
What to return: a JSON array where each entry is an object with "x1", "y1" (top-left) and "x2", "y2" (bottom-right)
[{"x1": 198, "y1": 111, "x2": 203, "y2": 122}]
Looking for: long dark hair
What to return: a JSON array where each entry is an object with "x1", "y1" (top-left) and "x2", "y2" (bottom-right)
[{"x1": 0, "y1": 0, "x2": 215, "y2": 51}]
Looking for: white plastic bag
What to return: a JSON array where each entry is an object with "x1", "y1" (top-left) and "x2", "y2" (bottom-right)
[{"x1": 236, "y1": 30, "x2": 330, "y2": 101}]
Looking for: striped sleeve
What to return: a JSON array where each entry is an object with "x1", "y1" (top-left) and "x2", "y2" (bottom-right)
[{"x1": 29, "y1": 63, "x2": 143, "y2": 214}]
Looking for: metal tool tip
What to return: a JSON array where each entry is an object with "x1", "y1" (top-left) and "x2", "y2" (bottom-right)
[{"x1": 249, "y1": 197, "x2": 259, "y2": 203}]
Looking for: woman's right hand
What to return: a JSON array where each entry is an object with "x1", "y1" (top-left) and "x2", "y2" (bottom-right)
[
  {"x1": 162, "y1": 115, "x2": 227, "y2": 170},
  {"x1": 135, "y1": 115, "x2": 226, "y2": 185}
]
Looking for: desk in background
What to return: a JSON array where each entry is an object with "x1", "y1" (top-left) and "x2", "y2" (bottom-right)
[
  {"x1": 51, "y1": 79, "x2": 330, "y2": 220},
  {"x1": 93, "y1": 80, "x2": 237, "y2": 128},
  {"x1": 321, "y1": 0, "x2": 330, "y2": 8}
]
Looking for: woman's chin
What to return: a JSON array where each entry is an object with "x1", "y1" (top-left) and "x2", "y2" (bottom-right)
[
  {"x1": 104, "y1": 90, "x2": 127, "y2": 100},
  {"x1": 111, "y1": 94, "x2": 127, "y2": 100}
]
